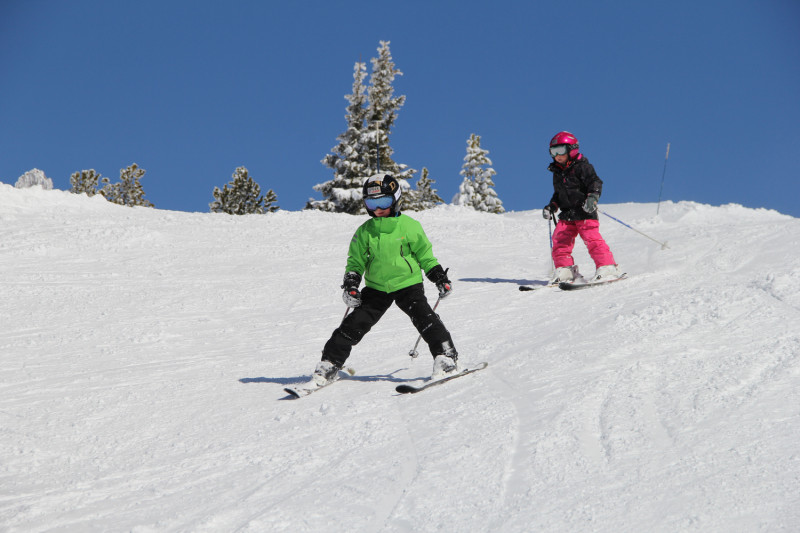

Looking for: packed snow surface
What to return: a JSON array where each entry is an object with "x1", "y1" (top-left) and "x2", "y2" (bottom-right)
[{"x1": 2, "y1": 184, "x2": 799, "y2": 532}]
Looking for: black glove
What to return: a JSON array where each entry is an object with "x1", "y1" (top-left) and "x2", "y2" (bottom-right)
[
  {"x1": 341, "y1": 271, "x2": 362, "y2": 308},
  {"x1": 582, "y1": 194, "x2": 599, "y2": 214},
  {"x1": 542, "y1": 202, "x2": 558, "y2": 220},
  {"x1": 426, "y1": 265, "x2": 453, "y2": 299}
]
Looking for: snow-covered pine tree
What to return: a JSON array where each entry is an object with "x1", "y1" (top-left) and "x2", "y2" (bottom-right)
[
  {"x1": 454, "y1": 134, "x2": 504, "y2": 213},
  {"x1": 15, "y1": 168, "x2": 53, "y2": 190},
  {"x1": 309, "y1": 41, "x2": 415, "y2": 213},
  {"x1": 404, "y1": 167, "x2": 444, "y2": 211},
  {"x1": 452, "y1": 174, "x2": 477, "y2": 207},
  {"x1": 309, "y1": 62, "x2": 371, "y2": 213},
  {"x1": 364, "y1": 41, "x2": 417, "y2": 204},
  {"x1": 210, "y1": 166, "x2": 277, "y2": 215},
  {"x1": 70, "y1": 169, "x2": 101, "y2": 196},
  {"x1": 100, "y1": 164, "x2": 154, "y2": 207},
  {"x1": 263, "y1": 188, "x2": 279, "y2": 213}
]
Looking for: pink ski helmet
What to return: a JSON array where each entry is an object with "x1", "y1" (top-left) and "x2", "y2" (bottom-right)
[{"x1": 549, "y1": 131, "x2": 580, "y2": 159}]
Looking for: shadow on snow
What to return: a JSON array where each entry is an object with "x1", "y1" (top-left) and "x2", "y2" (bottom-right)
[{"x1": 459, "y1": 277, "x2": 549, "y2": 287}]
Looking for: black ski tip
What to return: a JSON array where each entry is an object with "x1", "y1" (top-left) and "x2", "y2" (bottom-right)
[
  {"x1": 520, "y1": 283, "x2": 560, "y2": 291},
  {"x1": 395, "y1": 384, "x2": 418, "y2": 394},
  {"x1": 283, "y1": 388, "x2": 301, "y2": 398}
]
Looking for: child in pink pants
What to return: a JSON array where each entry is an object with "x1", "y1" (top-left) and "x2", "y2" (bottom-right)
[{"x1": 542, "y1": 131, "x2": 621, "y2": 283}]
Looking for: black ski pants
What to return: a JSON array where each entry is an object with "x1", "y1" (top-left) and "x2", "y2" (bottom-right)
[{"x1": 322, "y1": 283, "x2": 455, "y2": 367}]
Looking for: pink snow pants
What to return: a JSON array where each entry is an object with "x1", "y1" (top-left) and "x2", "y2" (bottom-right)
[{"x1": 551, "y1": 219, "x2": 616, "y2": 269}]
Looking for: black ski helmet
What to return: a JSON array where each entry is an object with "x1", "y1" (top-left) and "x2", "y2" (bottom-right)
[{"x1": 362, "y1": 173, "x2": 402, "y2": 217}]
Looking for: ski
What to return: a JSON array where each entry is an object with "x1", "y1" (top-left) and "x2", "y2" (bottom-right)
[
  {"x1": 395, "y1": 362, "x2": 488, "y2": 394},
  {"x1": 283, "y1": 380, "x2": 333, "y2": 399},
  {"x1": 558, "y1": 273, "x2": 627, "y2": 291},
  {"x1": 283, "y1": 368, "x2": 355, "y2": 399},
  {"x1": 518, "y1": 283, "x2": 557, "y2": 291}
]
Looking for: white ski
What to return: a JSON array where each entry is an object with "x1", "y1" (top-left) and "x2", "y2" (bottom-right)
[
  {"x1": 283, "y1": 368, "x2": 355, "y2": 398},
  {"x1": 558, "y1": 273, "x2": 628, "y2": 291},
  {"x1": 395, "y1": 362, "x2": 488, "y2": 394}
]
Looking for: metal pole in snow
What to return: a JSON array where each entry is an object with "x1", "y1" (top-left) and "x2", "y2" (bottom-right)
[
  {"x1": 375, "y1": 118, "x2": 380, "y2": 173},
  {"x1": 656, "y1": 142, "x2": 670, "y2": 215},
  {"x1": 600, "y1": 209, "x2": 670, "y2": 249}
]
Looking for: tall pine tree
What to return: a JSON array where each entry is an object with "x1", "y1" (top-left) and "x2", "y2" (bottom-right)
[
  {"x1": 309, "y1": 41, "x2": 416, "y2": 213},
  {"x1": 309, "y1": 62, "x2": 370, "y2": 213},
  {"x1": 453, "y1": 134, "x2": 504, "y2": 213},
  {"x1": 100, "y1": 164, "x2": 154, "y2": 207},
  {"x1": 210, "y1": 166, "x2": 278, "y2": 215},
  {"x1": 364, "y1": 41, "x2": 414, "y2": 182},
  {"x1": 365, "y1": 41, "x2": 418, "y2": 207}
]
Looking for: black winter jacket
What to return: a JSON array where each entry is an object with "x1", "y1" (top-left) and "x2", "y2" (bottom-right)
[{"x1": 548, "y1": 156, "x2": 603, "y2": 221}]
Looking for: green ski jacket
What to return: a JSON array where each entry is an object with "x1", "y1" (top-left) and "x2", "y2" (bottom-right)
[{"x1": 346, "y1": 213, "x2": 440, "y2": 293}]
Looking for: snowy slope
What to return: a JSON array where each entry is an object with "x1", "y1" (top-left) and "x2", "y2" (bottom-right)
[{"x1": 2, "y1": 184, "x2": 799, "y2": 533}]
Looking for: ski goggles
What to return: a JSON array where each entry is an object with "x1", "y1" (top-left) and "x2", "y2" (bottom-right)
[
  {"x1": 364, "y1": 195, "x2": 394, "y2": 211},
  {"x1": 549, "y1": 144, "x2": 569, "y2": 157}
]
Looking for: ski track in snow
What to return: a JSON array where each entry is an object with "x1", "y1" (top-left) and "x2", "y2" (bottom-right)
[{"x1": 2, "y1": 185, "x2": 799, "y2": 532}]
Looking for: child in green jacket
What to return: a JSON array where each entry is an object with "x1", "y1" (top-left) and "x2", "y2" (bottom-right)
[{"x1": 312, "y1": 173, "x2": 458, "y2": 387}]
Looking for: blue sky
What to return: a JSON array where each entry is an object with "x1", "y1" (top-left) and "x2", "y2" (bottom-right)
[{"x1": 2, "y1": 0, "x2": 799, "y2": 217}]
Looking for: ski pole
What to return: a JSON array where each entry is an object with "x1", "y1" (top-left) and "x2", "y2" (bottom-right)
[
  {"x1": 408, "y1": 297, "x2": 441, "y2": 358},
  {"x1": 548, "y1": 217, "x2": 555, "y2": 275},
  {"x1": 599, "y1": 209, "x2": 670, "y2": 249},
  {"x1": 656, "y1": 142, "x2": 670, "y2": 215},
  {"x1": 339, "y1": 307, "x2": 356, "y2": 375}
]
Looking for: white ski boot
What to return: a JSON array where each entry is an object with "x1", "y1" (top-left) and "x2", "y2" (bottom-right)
[
  {"x1": 312, "y1": 360, "x2": 340, "y2": 387},
  {"x1": 551, "y1": 265, "x2": 581, "y2": 285},
  {"x1": 591, "y1": 264, "x2": 622, "y2": 283},
  {"x1": 431, "y1": 353, "x2": 459, "y2": 380}
]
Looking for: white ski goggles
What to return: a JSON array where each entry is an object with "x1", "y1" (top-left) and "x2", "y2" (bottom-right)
[
  {"x1": 364, "y1": 195, "x2": 394, "y2": 211},
  {"x1": 549, "y1": 144, "x2": 569, "y2": 157}
]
